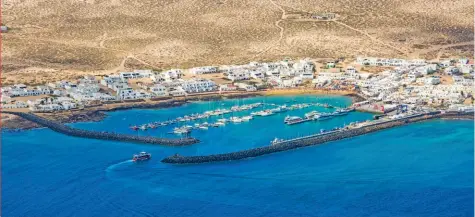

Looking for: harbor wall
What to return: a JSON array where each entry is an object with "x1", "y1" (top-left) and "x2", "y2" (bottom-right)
[
  {"x1": 3, "y1": 111, "x2": 199, "y2": 146},
  {"x1": 161, "y1": 111, "x2": 473, "y2": 164}
]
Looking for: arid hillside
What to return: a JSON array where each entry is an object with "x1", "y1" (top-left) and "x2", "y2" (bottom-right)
[{"x1": 1, "y1": 0, "x2": 473, "y2": 84}]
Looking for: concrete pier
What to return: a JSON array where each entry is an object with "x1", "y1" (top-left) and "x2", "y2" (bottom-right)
[
  {"x1": 4, "y1": 111, "x2": 199, "y2": 146},
  {"x1": 162, "y1": 111, "x2": 473, "y2": 164}
]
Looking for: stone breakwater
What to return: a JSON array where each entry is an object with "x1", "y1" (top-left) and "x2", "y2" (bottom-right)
[
  {"x1": 3, "y1": 111, "x2": 199, "y2": 146},
  {"x1": 161, "y1": 111, "x2": 473, "y2": 164}
]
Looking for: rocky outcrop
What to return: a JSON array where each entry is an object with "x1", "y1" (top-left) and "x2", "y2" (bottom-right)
[{"x1": 4, "y1": 111, "x2": 199, "y2": 146}]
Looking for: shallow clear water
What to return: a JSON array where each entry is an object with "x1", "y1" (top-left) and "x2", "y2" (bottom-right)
[{"x1": 2, "y1": 95, "x2": 473, "y2": 216}]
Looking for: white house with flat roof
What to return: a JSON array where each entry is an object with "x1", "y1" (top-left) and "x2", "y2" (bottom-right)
[
  {"x1": 117, "y1": 87, "x2": 136, "y2": 100},
  {"x1": 235, "y1": 83, "x2": 257, "y2": 92},
  {"x1": 150, "y1": 84, "x2": 168, "y2": 97},
  {"x1": 426, "y1": 77, "x2": 441, "y2": 85},
  {"x1": 101, "y1": 75, "x2": 122, "y2": 86},
  {"x1": 219, "y1": 84, "x2": 237, "y2": 92},
  {"x1": 190, "y1": 66, "x2": 218, "y2": 75},
  {"x1": 227, "y1": 71, "x2": 250, "y2": 81},
  {"x1": 249, "y1": 70, "x2": 265, "y2": 79},
  {"x1": 168, "y1": 87, "x2": 187, "y2": 96},
  {"x1": 181, "y1": 79, "x2": 216, "y2": 93}
]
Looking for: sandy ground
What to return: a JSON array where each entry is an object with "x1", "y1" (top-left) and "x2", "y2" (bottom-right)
[
  {"x1": 1, "y1": 0, "x2": 473, "y2": 85},
  {"x1": 438, "y1": 74, "x2": 454, "y2": 85}
]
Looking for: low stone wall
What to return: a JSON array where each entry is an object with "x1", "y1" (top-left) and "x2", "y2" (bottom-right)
[
  {"x1": 161, "y1": 111, "x2": 473, "y2": 164},
  {"x1": 4, "y1": 111, "x2": 199, "y2": 146}
]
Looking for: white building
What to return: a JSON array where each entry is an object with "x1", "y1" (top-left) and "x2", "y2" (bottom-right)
[
  {"x1": 235, "y1": 83, "x2": 257, "y2": 92},
  {"x1": 117, "y1": 87, "x2": 136, "y2": 100},
  {"x1": 120, "y1": 72, "x2": 141, "y2": 80},
  {"x1": 150, "y1": 84, "x2": 169, "y2": 97},
  {"x1": 168, "y1": 87, "x2": 187, "y2": 96},
  {"x1": 76, "y1": 83, "x2": 100, "y2": 94},
  {"x1": 109, "y1": 82, "x2": 130, "y2": 92},
  {"x1": 356, "y1": 57, "x2": 426, "y2": 67},
  {"x1": 190, "y1": 66, "x2": 218, "y2": 75},
  {"x1": 299, "y1": 72, "x2": 314, "y2": 79},
  {"x1": 30, "y1": 104, "x2": 64, "y2": 112},
  {"x1": 181, "y1": 79, "x2": 216, "y2": 93},
  {"x1": 249, "y1": 70, "x2": 265, "y2": 79},
  {"x1": 101, "y1": 75, "x2": 122, "y2": 86},
  {"x1": 159, "y1": 69, "x2": 183, "y2": 81},
  {"x1": 227, "y1": 71, "x2": 250, "y2": 81},
  {"x1": 425, "y1": 77, "x2": 441, "y2": 85},
  {"x1": 92, "y1": 93, "x2": 117, "y2": 101},
  {"x1": 1, "y1": 101, "x2": 28, "y2": 109},
  {"x1": 219, "y1": 84, "x2": 237, "y2": 92},
  {"x1": 134, "y1": 70, "x2": 153, "y2": 78}
]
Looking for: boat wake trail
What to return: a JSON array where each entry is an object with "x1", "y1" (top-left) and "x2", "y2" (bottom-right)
[{"x1": 105, "y1": 160, "x2": 133, "y2": 173}]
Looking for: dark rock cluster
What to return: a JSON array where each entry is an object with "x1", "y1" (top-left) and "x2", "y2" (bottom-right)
[{"x1": 3, "y1": 111, "x2": 199, "y2": 146}]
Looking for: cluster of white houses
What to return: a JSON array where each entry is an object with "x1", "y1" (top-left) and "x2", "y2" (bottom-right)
[
  {"x1": 315, "y1": 57, "x2": 474, "y2": 108},
  {"x1": 1, "y1": 57, "x2": 473, "y2": 112}
]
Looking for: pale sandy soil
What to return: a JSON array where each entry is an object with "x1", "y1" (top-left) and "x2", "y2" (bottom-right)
[
  {"x1": 438, "y1": 74, "x2": 454, "y2": 85},
  {"x1": 1, "y1": 0, "x2": 473, "y2": 85}
]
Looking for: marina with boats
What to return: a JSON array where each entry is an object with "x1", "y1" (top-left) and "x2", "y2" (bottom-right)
[
  {"x1": 128, "y1": 101, "x2": 354, "y2": 134},
  {"x1": 161, "y1": 110, "x2": 474, "y2": 164}
]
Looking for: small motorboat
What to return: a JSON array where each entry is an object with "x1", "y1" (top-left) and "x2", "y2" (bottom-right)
[
  {"x1": 215, "y1": 121, "x2": 225, "y2": 126},
  {"x1": 132, "y1": 152, "x2": 151, "y2": 162},
  {"x1": 241, "y1": 116, "x2": 253, "y2": 121},
  {"x1": 130, "y1": 126, "x2": 139, "y2": 131}
]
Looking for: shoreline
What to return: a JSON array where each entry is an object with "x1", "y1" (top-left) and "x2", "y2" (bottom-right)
[{"x1": 2, "y1": 89, "x2": 361, "y2": 130}]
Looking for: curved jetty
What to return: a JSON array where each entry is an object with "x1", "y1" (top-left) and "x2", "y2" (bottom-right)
[
  {"x1": 162, "y1": 111, "x2": 473, "y2": 164},
  {"x1": 4, "y1": 111, "x2": 199, "y2": 146}
]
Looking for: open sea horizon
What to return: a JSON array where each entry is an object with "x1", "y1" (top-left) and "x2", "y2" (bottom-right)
[{"x1": 2, "y1": 95, "x2": 474, "y2": 216}]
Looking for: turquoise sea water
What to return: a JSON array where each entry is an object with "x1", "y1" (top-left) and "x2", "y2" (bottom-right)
[{"x1": 2, "y1": 95, "x2": 474, "y2": 216}]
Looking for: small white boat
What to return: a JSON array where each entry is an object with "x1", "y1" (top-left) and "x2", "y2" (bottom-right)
[
  {"x1": 256, "y1": 110, "x2": 274, "y2": 116},
  {"x1": 316, "y1": 113, "x2": 333, "y2": 120},
  {"x1": 198, "y1": 126, "x2": 208, "y2": 130},
  {"x1": 284, "y1": 116, "x2": 305, "y2": 125},
  {"x1": 215, "y1": 121, "x2": 226, "y2": 126},
  {"x1": 173, "y1": 127, "x2": 190, "y2": 134},
  {"x1": 305, "y1": 111, "x2": 319, "y2": 119},
  {"x1": 271, "y1": 138, "x2": 284, "y2": 145},
  {"x1": 229, "y1": 117, "x2": 242, "y2": 123},
  {"x1": 241, "y1": 116, "x2": 253, "y2": 121},
  {"x1": 332, "y1": 108, "x2": 350, "y2": 116}
]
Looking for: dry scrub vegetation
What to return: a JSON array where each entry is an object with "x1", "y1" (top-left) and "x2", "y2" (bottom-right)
[{"x1": 1, "y1": 0, "x2": 473, "y2": 85}]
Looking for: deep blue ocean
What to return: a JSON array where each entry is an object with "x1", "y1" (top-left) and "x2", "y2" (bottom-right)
[{"x1": 2, "y1": 95, "x2": 474, "y2": 216}]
